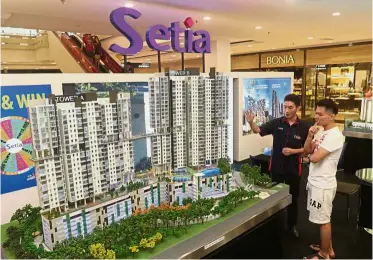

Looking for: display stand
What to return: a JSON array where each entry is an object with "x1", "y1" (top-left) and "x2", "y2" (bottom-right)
[
  {"x1": 152, "y1": 186, "x2": 291, "y2": 259},
  {"x1": 342, "y1": 130, "x2": 372, "y2": 175}
]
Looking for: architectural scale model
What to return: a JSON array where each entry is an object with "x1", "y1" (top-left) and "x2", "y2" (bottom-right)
[
  {"x1": 149, "y1": 72, "x2": 230, "y2": 173},
  {"x1": 26, "y1": 71, "x2": 236, "y2": 251},
  {"x1": 29, "y1": 92, "x2": 134, "y2": 213}
]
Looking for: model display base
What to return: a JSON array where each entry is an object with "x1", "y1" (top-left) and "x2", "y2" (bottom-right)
[{"x1": 152, "y1": 184, "x2": 290, "y2": 259}]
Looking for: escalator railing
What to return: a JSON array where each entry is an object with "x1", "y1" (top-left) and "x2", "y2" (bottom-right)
[
  {"x1": 100, "y1": 48, "x2": 122, "y2": 73},
  {"x1": 68, "y1": 33, "x2": 111, "y2": 73},
  {"x1": 68, "y1": 33, "x2": 122, "y2": 73},
  {"x1": 59, "y1": 32, "x2": 99, "y2": 73}
]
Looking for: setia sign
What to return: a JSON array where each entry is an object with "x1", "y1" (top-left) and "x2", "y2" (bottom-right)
[
  {"x1": 109, "y1": 7, "x2": 211, "y2": 56},
  {"x1": 266, "y1": 55, "x2": 295, "y2": 65}
]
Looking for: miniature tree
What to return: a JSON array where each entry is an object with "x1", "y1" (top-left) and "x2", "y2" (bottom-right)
[
  {"x1": 241, "y1": 164, "x2": 251, "y2": 179},
  {"x1": 90, "y1": 243, "x2": 115, "y2": 259},
  {"x1": 218, "y1": 158, "x2": 231, "y2": 174},
  {"x1": 139, "y1": 238, "x2": 148, "y2": 249},
  {"x1": 129, "y1": 245, "x2": 139, "y2": 259},
  {"x1": 106, "y1": 249, "x2": 116, "y2": 259}
]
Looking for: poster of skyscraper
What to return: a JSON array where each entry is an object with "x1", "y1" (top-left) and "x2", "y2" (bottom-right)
[
  {"x1": 1, "y1": 84, "x2": 52, "y2": 194},
  {"x1": 242, "y1": 77, "x2": 291, "y2": 135}
]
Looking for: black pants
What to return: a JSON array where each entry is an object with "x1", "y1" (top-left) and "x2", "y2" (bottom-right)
[{"x1": 272, "y1": 174, "x2": 301, "y2": 228}]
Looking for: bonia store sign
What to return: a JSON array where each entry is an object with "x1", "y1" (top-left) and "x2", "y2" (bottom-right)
[
  {"x1": 262, "y1": 51, "x2": 304, "y2": 68},
  {"x1": 110, "y1": 7, "x2": 211, "y2": 55},
  {"x1": 267, "y1": 55, "x2": 295, "y2": 65}
]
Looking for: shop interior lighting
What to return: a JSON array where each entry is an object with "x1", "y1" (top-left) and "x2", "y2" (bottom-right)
[
  {"x1": 203, "y1": 16, "x2": 211, "y2": 21},
  {"x1": 308, "y1": 37, "x2": 314, "y2": 40},
  {"x1": 124, "y1": 2, "x2": 134, "y2": 8},
  {"x1": 255, "y1": 26, "x2": 262, "y2": 30},
  {"x1": 20, "y1": 43, "x2": 28, "y2": 46},
  {"x1": 1, "y1": 42, "x2": 5, "y2": 45},
  {"x1": 332, "y1": 12, "x2": 341, "y2": 16},
  {"x1": 248, "y1": 45, "x2": 253, "y2": 47}
]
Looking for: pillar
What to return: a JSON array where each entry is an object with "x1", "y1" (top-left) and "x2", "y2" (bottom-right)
[{"x1": 205, "y1": 40, "x2": 231, "y2": 72}]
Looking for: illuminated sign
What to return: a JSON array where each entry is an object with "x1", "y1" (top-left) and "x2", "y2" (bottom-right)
[
  {"x1": 266, "y1": 55, "x2": 295, "y2": 65},
  {"x1": 110, "y1": 7, "x2": 211, "y2": 55}
]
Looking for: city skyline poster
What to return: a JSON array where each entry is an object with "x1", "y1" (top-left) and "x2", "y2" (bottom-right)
[{"x1": 242, "y1": 77, "x2": 292, "y2": 135}]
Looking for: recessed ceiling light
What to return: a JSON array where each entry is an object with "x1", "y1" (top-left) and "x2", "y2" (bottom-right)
[
  {"x1": 124, "y1": 2, "x2": 134, "y2": 8},
  {"x1": 255, "y1": 26, "x2": 262, "y2": 30},
  {"x1": 203, "y1": 16, "x2": 211, "y2": 21},
  {"x1": 248, "y1": 45, "x2": 253, "y2": 47},
  {"x1": 1, "y1": 42, "x2": 5, "y2": 45},
  {"x1": 332, "y1": 12, "x2": 340, "y2": 16},
  {"x1": 271, "y1": 47, "x2": 275, "y2": 50},
  {"x1": 3, "y1": 61, "x2": 7, "y2": 64},
  {"x1": 20, "y1": 43, "x2": 28, "y2": 46},
  {"x1": 308, "y1": 37, "x2": 314, "y2": 40},
  {"x1": 327, "y1": 40, "x2": 333, "y2": 43}
]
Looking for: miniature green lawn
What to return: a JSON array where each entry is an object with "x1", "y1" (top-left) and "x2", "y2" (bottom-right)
[
  {"x1": 135, "y1": 184, "x2": 287, "y2": 259},
  {"x1": 134, "y1": 197, "x2": 261, "y2": 259},
  {"x1": 1, "y1": 221, "x2": 19, "y2": 259}
]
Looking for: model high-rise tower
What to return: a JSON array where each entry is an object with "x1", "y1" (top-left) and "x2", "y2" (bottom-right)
[
  {"x1": 29, "y1": 92, "x2": 134, "y2": 212},
  {"x1": 149, "y1": 73, "x2": 230, "y2": 173},
  {"x1": 29, "y1": 104, "x2": 67, "y2": 212}
]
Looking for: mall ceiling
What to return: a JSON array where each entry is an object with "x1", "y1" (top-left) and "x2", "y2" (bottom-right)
[{"x1": 1, "y1": 0, "x2": 372, "y2": 55}]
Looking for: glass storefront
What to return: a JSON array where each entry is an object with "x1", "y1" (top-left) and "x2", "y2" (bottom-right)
[
  {"x1": 304, "y1": 63, "x2": 371, "y2": 122},
  {"x1": 231, "y1": 43, "x2": 372, "y2": 122}
]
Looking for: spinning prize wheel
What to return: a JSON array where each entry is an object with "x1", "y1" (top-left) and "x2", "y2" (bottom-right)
[{"x1": 1, "y1": 116, "x2": 34, "y2": 175}]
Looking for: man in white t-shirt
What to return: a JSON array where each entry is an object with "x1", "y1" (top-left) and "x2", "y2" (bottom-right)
[{"x1": 303, "y1": 99, "x2": 344, "y2": 260}]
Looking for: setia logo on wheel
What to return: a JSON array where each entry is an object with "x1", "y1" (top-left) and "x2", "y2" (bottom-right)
[{"x1": 5, "y1": 138, "x2": 24, "y2": 153}]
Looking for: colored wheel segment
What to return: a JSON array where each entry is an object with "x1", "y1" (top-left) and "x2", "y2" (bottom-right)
[{"x1": 1, "y1": 116, "x2": 34, "y2": 175}]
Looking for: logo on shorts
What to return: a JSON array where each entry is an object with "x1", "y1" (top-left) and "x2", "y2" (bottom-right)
[{"x1": 310, "y1": 199, "x2": 322, "y2": 209}]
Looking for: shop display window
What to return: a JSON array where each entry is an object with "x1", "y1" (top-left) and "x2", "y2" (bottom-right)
[
  {"x1": 305, "y1": 67, "x2": 317, "y2": 118},
  {"x1": 304, "y1": 63, "x2": 371, "y2": 122}
]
